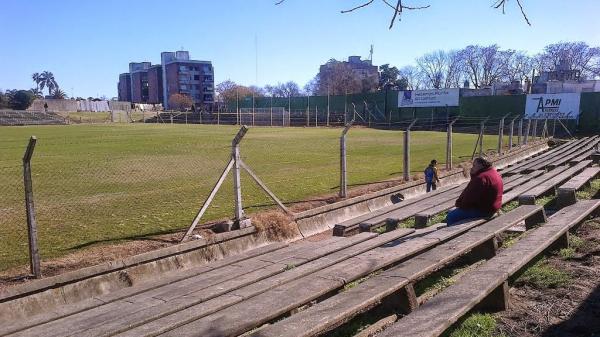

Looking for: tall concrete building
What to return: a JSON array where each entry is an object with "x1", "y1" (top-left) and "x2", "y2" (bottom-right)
[
  {"x1": 118, "y1": 50, "x2": 214, "y2": 108},
  {"x1": 117, "y1": 73, "x2": 131, "y2": 102},
  {"x1": 161, "y1": 51, "x2": 214, "y2": 109}
]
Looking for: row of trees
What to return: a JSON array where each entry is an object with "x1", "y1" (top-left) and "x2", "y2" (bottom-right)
[
  {"x1": 31, "y1": 71, "x2": 67, "y2": 98},
  {"x1": 0, "y1": 90, "x2": 36, "y2": 110},
  {"x1": 216, "y1": 41, "x2": 600, "y2": 101}
]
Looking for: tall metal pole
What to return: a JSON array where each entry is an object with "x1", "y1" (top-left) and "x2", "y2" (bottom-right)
[
  {"x1": 339, "y1": 121, "x2": 354, "y2": 198},
  {"x1": 23, "y1": 136, "x2": 41, "y2": 278},
  {"x1": 232, "y1": 126, "x2": 249, "y2": 223},
  {"x1": 404, "y1": 119, "x2": 418, "y2": 181}
]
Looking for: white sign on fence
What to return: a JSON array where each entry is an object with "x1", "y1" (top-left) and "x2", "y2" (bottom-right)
[
  {"x1": 398, "y1": 88, "x2": 460, "y2": 108},
  {"x1": 524, "y1": 93, "x2": 581, "y2": 120}
]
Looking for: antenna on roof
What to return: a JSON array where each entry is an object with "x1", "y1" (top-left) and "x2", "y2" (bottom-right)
[{"x1": 369, "y1": 44, "x2": 374, "y2": 63}]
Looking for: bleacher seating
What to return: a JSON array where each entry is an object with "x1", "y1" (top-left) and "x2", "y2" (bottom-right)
[{"x1": 0, "y1": 110, "x2": 66, "y2": 126}]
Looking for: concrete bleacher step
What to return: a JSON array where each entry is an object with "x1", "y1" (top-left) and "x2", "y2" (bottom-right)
[
  {"x1": 518, "y1": 160, "x2": 592, "y2": 205},
  {"x1": 556, "y1": 166, "x2": 600, "y2": 208},
  {"x1": 502, "y1": 165, "x2": 573, "y2": 204},
  {"x1": 249, "y1": 205, "x2": 546, "y2": 337},
  {"x1": 332, "y1": 183, "x2": 465, "y2": 236},
  {"x1": 546, "y1": 138, "x2": 600, "y2": 170},
  {"x1": 12, "y1": 231, "x2": 414, "y2": 337},
  {"x1": 377, "y1": 199, "x2": 600, "y2": 337}
]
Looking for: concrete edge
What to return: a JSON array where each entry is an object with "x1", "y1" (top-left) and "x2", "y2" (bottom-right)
[{"x1": 0, "y1": 226, "x2": 258, "y2": 303}]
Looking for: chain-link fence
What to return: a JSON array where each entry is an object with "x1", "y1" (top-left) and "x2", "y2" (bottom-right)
[{"x1": 1, "y1": 119, "x2": 549, "y2": 273}]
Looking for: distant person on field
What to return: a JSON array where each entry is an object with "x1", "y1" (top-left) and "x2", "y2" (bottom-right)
[
  {"x1": 424, "y1": 159, "x2": 440, "y2": 192},
  {"x1": 43, "y1": 102, "x2": 48, "y2": 113},
  {"x1": 446, "y1": 157, "x2": 503, "y2": 226}
]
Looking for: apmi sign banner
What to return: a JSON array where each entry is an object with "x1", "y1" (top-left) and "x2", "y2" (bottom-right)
[
  {"x1": 398, "y1": 88, "x2": 460, "y2": 108},
  {"x1": 525, "y1": 93, "x2": 581, "y2": 120}
]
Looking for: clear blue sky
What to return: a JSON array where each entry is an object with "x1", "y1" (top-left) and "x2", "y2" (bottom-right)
[{"x1": 1, "y1": 0, "x2": 598, "y2": 98}]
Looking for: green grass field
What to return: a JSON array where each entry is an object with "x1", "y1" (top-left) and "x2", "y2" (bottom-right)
[{"x1": 0, "y1": 124, "x2": 495, "y2": 271}]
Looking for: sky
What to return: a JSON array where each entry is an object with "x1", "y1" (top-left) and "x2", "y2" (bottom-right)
[{"x1": 1, "y1": 0, "x2": 599, "y2": 98}]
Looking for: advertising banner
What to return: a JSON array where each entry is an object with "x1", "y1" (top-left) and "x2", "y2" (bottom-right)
[
  {"x1": 524, "y1": 93, "x2": 581, "y2": 120},
  {"x1": 398, "y1": 88, "x2": 460, "y2": 108}
]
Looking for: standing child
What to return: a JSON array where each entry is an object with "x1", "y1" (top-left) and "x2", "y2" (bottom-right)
[{"x1": 424, "y1": 159, "x2": 440, "y2": 192}]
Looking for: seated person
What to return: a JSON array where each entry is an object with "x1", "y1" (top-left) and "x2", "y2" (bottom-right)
[{"x1": 446, "y1": 157, "x2": 503, "y2": 226}]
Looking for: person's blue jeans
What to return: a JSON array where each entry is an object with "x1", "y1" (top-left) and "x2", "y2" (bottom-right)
[
  {"x1": 426, "y1": 181, "x2": 437, "y2": 192},
  {"x1": 445, "y1": 208, "x2": 491, "y2": 226}
]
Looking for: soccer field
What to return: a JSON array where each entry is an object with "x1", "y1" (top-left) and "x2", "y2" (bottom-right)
[{"x1": 0, "y1": 124, "x2": 495, "y2": 271}]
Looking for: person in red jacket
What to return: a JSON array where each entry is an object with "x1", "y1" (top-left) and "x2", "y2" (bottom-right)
[{"x1": 446, "y1": 157, "x2": 503, "y2": 226}]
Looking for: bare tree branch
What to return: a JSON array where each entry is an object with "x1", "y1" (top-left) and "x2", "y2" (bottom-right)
[{"x1": 276, "y1": 1, "x2": 530, "y2": 28}]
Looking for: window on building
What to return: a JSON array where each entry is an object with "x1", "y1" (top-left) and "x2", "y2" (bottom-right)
[
  {"x1": 179, "y1": 65, "x2": 187, "y2": 71},
  {"x1": 180, "y1": 85, "x2": 187, "y2": 90},
  {"x1": 203, "y1": 65, "x2": 212, "y2": 72},
  {"x1": 194, "y1": 75, "x2": 200, "y2": 81},
  {"x1": 204, "y1": 75, "x2": 213, "y2": 82},
  {"x1": 203, "y1": 94, "x2": 213, "y2": 102}
]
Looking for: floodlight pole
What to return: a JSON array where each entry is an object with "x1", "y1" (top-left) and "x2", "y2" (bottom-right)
[
  {"x1": 339, "y1": 120, "x2": 354, "y2": 198},
  {"x1": 403, "y1": 119, "x2": 418, "y2": 181}
]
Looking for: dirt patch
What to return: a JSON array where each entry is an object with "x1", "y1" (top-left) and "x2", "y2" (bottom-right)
[{"x1": 495, "y1": 219, "x2": 600, "y2": 337}]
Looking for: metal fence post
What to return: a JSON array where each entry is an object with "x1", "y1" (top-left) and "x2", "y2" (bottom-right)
[
  {"x1": 306, "y1": 95, "x2": 310, "y2": 127},
  {"x1": 518, "y1": 118, "x2": 523, "y2": 146},
  {"x1": 404, "y1": 119, "x2": 418, "y2": 181},
  {"x1": 532, "y1": 119, "x2": 538, "y2": 141},
  {"x1": 23, "y1": 136, "x2": 41, "y2": 278},
  {"x1": 270, "y1": 96, "x2": 273, "y2": 127},
  {"x1": 497, "y1": 114, "x2": 509, "y2": 155},
  {"x1": 446, "y1": 118, "x2": 458, "y2": 170},
  {"x1": 315, "y1": 106, "x2": 318, "y2": 127},
  {"x1": 232, "y1": 126, "x2": 249, "y2": 223},
  {"x1": 524, "y1": 119, "x2": 531, "y2": 145},
  {"x1": 508, "y1": 117, "x2": 517, "y2": 151},
  {"x1": 327, "y1": 91, "x2": 330, "y2": 127},
  {"x1": 339, "y1": 121, "x2": 354, "y2": 198}
]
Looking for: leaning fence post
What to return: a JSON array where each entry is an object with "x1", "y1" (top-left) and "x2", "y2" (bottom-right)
[
  {"x1": 232, "y1": 126, "x2": 248, "y2": 224},
  {"x1": 339, "y1": 121, "x2": 354, "y2": 198},
  {"x1": 404, "y1": 119, "x2": 418, "y2": 181},
  {"x1": 23, "y1": 136, "x2": 41, "y2": 278},
  {"x1": 446, "y1": 118, "x2": 458, "y2": 170},
  {"x1": 524, "y1": 119, "x2": 531, "y2": 145}
]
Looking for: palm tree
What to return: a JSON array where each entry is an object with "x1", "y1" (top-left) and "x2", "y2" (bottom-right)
[
  {"x1": 32, "y1": 73, "x2": 41, "y2": 92},
  {"x1": 38, "y1": 71, "x2": 59, "y2": 97},
  {"x1": 51, "y1": 88, "x2": 67, "y2": 99}
]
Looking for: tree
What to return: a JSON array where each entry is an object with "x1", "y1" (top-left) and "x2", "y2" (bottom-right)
[
  {"x1": 265, "y1": 81, "x2": 302, "y2": 97},
  {"x1": 52, "y1": 88, "x2": 67, "y2": 99},
  {"x1": 32, "y1": 73, "x2": 41, "y2": 93},
  {"x1": 458, "y1": 45, "x2": 509, "y2": 88},
  {"x1": 216, "y1": 80, "x2": 265, "y2": 102},
  {"x1": 398, "y1": 66, "x2": 423, "y2": 90},
  {"x1": 37, "y1": 71, "x2": 59, "y2": 96},
  {"x1": 379, "y1": 64, "x2": 407, "y2": 90},
  {"x1": 0, "y1": 90, "x2": 10, "y2": 109},
  {"x1": 504, "y1": 51, "x2": 533, "y2": 82},
  {"x1": 536, "y1": 42, "x2": 600, "y2": 79},
  {"x1": 168, "y1": 93, "x2": 193, "y2": 111},
  {"x1": 275, "y1": 0, "x2": 529, "y2": 29},
  {"x1": 8, "y1": 90, "x2": 35, "y2": 110},
  {"x1": 303, "y1": 77, "x2": 319, "y2": 95}
]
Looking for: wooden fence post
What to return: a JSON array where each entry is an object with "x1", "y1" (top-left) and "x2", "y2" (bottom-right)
[{"x1": 23, "y1": 136, "x2": 41, "y2": 278}]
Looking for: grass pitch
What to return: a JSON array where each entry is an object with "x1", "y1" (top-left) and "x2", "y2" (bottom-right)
[{"x1": 0, "y1": 124, "x2": 494, "y2": 271}]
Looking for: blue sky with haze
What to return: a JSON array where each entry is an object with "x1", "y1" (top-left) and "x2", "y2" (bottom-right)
[{"x1": 1, "y1": 0, "x2": 598, "y2": 98}]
